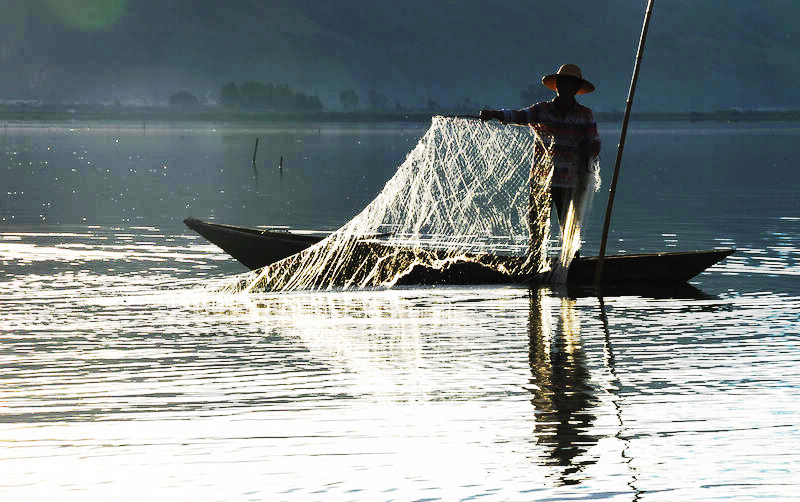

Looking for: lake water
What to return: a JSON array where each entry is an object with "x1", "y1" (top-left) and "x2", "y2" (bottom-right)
[{"x1": 1, "y1": 119, "x2": 799, "y2": 500}]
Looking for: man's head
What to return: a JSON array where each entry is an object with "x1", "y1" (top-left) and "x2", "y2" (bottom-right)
[
  {"x1": 555, "y1": 75, "x2": 583, "y2": 98},
  {"x1": 542, "y1": 64, "x2": 595, "y2": 95}
]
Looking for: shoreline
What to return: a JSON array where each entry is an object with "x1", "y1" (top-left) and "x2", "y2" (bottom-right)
[{"x1": 2, "y1": 105, "x2": 800, "y2": 125}]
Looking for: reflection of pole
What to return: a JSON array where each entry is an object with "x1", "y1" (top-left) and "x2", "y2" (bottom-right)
[
  {"x1": 598, "y1": 296, "x2": 614, "y2": 370},
  {"x1": 597, "y1": 296, "x2": 642, "y2": 499},
  {"x1": 595, "y1": 0, "x2": 656, "y2": 286}
]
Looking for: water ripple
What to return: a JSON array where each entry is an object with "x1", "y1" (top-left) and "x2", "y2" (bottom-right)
[{"x1": 1, "y1": 227, "x2": 799, "y2": 500}]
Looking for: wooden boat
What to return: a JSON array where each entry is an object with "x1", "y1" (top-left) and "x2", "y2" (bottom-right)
[
  {"x1": 184, "y1": 218, "x2": 734, "y2": 286},
  {"x1": 183, "y1": 218, "x2": 324, "y2": 270},
  {"x1": 565, "y1": 249, "x2": 735, "y2": 285},
  {"x1": 393, "y1": 248, "x2": 735, "y2": 286}
]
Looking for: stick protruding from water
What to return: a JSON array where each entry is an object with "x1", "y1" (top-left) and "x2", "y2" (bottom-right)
[{"x1": 252, "y1": 137, "x2": 260, "y2": 181}]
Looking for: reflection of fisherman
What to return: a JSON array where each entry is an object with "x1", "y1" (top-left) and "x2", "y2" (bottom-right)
[
  {"x1": 528, "y1": 289, "x2": 598, "y2": 480},
  {"x1": 480, "y1": 64, "x2": 601, "y2": 255}
]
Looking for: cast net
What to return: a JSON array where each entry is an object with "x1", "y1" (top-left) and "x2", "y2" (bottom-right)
[
  {"x1": 550, "y1": 152, "x2": 601, "y2": 283},
  {"x1": 220, "y1": 116, "x2": 596, "y2": 293}
]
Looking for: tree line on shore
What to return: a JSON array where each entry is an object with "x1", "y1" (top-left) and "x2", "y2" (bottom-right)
[
  {"x1": 216, "y1": 82, "x2": 324, "y2": 111},
  {"x1": 9, "y1": 79, "x2": 799, "y2": 120},
  {"x1": 167, "y1": 82, "x2": 456, "y2": 113}
]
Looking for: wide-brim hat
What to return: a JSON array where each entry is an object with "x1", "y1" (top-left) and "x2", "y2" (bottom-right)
[{"x1": 542, "y1": 64, "x2": 595, "y2": 95}]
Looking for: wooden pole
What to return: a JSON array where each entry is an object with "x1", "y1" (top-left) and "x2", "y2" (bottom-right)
[
  {"x1": 251, "y1": 137, "x2": 260, "y2": 179},
  {"x1": 595, "y1": 0, "x2": 656, "y2": 286}
]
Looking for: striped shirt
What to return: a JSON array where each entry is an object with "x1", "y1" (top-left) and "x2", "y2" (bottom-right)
[{"x1": 503, "y1": 100, "x2": 601, "y2": 188}]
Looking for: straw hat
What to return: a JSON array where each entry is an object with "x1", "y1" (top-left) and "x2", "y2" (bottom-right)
[{"x1": 542, "y1": 64, "x2": 595, "y2": 95}]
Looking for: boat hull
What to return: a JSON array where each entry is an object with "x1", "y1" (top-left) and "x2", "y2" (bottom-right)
[
  {"x1": 392, "y1": 249, "x2": 735, "y2": 286},
  {"x1": 183, "y1": 218, "x2": 734, "y2": 286},
  {"x1": 183, "y1": 218, "x2": 323, "y2": 270},
  {"x1": 565, "y1": 249, "x2": 736, "y2": 285}
]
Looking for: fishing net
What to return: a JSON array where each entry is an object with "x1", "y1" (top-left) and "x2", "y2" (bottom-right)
[
  {"x1": 220, "y1": 116, "x2": 597, "y2": 293},
  {"x1": 550, "y1": 153, "x2": 601, "y2": 283}
]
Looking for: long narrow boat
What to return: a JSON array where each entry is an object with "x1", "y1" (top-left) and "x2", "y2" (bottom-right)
[
  {"x1": 184, "y1": 218, "x2": 734, "y2": 286},
  {"x1": 183, "y1": 217, "x2": 324, "y2": 270}
]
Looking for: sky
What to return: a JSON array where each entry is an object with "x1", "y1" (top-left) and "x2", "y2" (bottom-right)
[{"x1": 1, "y1": 0, "x2": 798, "y2": 111}]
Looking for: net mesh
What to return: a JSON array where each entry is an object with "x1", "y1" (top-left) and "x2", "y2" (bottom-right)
[
  {"x1": 220, "y1": 116, "x2": 596, "y2": 293},
  {"x1": 550, "y1": 154, "x2": 601, "y2": 283}
]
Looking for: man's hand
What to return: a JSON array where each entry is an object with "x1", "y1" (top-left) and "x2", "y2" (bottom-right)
[{"x1": 479, "y1": 109, "x2": 499, "y2": 121}]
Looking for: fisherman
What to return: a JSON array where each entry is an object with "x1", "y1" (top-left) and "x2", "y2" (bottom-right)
[{"x1": 479, "y1": 64, "x2": 601, "y2": 250}]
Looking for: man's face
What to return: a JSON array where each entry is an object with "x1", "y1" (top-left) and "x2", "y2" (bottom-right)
[{"x1": 555, "y1": 76, "x2": 582, "y2": 97}]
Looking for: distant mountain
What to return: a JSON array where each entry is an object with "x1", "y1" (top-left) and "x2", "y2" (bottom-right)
[{"x1": 1, "y1": 0, "x2": 798, "y2": 111}]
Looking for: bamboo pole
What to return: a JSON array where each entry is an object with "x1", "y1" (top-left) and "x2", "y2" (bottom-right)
[{"x1": 595, "y1": 0, "x2": 656, "y2": 286}]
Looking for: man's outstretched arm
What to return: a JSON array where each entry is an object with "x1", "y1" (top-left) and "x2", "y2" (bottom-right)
[
  {"x1": 479, "y1": 108, "x2": 537, "y2": 125},
  {"x1": 479, "y1": 109, "x2": 504, "y2": 121}
]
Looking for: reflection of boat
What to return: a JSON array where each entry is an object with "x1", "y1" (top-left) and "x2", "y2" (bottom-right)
[
  {"x1": 184, "y1": 217, "x2": 734, "y2": 286},
  {"x1": 559, "y1": 281, "x2": 715, "y2": 300}
]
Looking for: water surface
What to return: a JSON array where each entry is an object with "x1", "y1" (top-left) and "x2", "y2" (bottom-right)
[{"x1": 1, "y1": 120, "x2": 799, "y2": 500}]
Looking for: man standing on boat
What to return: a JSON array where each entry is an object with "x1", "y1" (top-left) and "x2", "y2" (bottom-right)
[{"x1": 479, "y1": 64, "x2": 600, "y2": 258}]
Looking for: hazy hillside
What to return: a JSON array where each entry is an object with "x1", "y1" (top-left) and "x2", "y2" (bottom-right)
[{"x1": 1, "y1": 0, "x2": 798, "y2": 111}]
